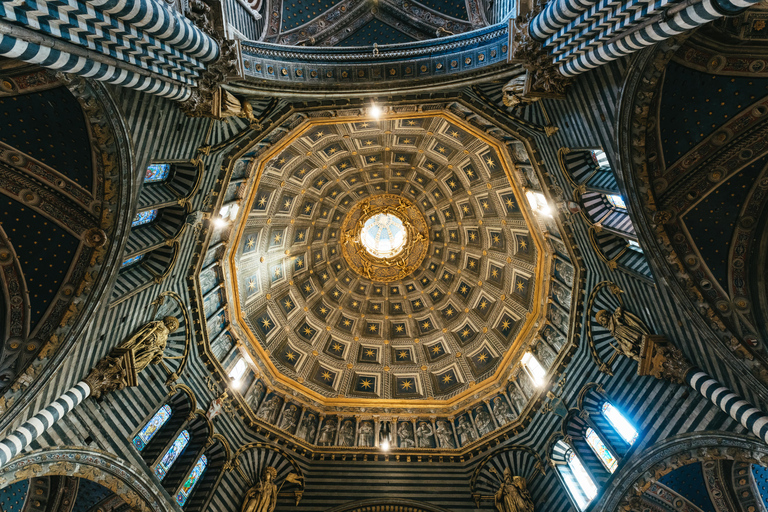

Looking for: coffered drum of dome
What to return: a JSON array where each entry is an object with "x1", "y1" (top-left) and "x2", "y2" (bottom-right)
[{"x1": 230, "y1": 113, "x2": 551, "y2": 407}]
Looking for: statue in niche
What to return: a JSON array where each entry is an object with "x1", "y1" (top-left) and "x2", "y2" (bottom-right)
[
  {"x1": 297, "y1": 414, "x2": 317, "y2": 443},
  {"x1": 435, "y1": 421, "x2": 455, "y2": 449},
  {"x1": 358, "y1": 422, "x2": 374, "y2": 447},
  {"x1": 493, "y1": 397, "x2": 516, "y2": 425},
  {"x1": 338, "y1": 420, "x2": 355, "y2": 446},
  {"x1": 456, "y1": 416, "x2": 476, "y2": 445},
  {"x1": 595, "y1": 306, "x2": 651, "y2": 362},
  {"x1": 415, "y1": 422, "x2": 434, "y2": 448},
  {"x1": 120, "y1": 317, "x2": 179, "y2": 373},
  {"x1": 220, "y1": 89, "x2": 257, "y2": 122},
  {"x1": 553, "y1": 282, "x2": 571, "y2": 308},
  {"x1": 398, "y1": 422, "x2": 415, "y2": 448},
  {"x1": 494, "y1": 468, "x2": 534, "y2": 512},
  {"x1": 318, "y1": 419, "x2": 337, "y2": 446},
  {"x1": 279, "y1": 405, "x2": 298, "y2": 431},
  {"x1": 543, "y1": 328, "x2": 565, "y2": 352},
  {"x1": 509, "y1": 387, "x2": 527, "y2": 415},
  {"x1": 257, "y1": 397, "x2": 280, "y2": 423},
  {"x1": 549, "y1": 307, "x2": 568, "y2": 333},
  {"x1": 534, "y1": 341, "x2": 556, "y2": 369},
  {"x1": 502, "y1": 74, "x2": 540, "y2": 108},
  {"x1": 248, "y1": 382, "x2": 266, "y2": 410},
  {"x1": 241, "y1": 466, "x2": 277, "y2": 512},
  {"x1": 475, "y1": 407, "x2": 494, "y2": 436}
]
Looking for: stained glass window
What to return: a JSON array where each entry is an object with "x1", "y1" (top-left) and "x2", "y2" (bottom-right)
[
  {"x1": 145, "y1": 164, "x2": 170, "y2": 183},
  {"x1": 154, "y1": 430, "x2": 190, "y2": 480},
  {"x1": 602, "y1": 402, "x2": 638, "y2": 445},
  {"x1": 122, "y1": 254, "x2": 145, "y2": 268},
  {"x1": 133, "y1": 405, "x2": 171, "y2": 451},
  {"x1": 567, "y1": 449, "x2": 597, "y2": 507},
  {"x1": 175, "y1": 454, "x2": 207, "y2": 506},
  {"x1": 590, "y1": 149, "x2": 610, "y2": 169},
  {"x1": 606, "y1": 194, "x2": 627, "y2": 209},
  {"x1": 132, "y1": 209, "x2": 158, "y2": 227},
  {"x1": 585, "y1": 427, "x2": 618, "y2": 473}
]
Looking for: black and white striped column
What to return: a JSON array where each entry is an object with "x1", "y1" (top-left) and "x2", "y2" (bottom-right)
[
  {"x1": 0, "y1": 382, "x2": 91, "y2": 467},
  {"x1": 687, "y1": 369, "x2": 768, "y2": 444}
]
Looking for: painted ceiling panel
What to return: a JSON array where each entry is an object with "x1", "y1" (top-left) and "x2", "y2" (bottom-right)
[
  {"x1": 752, "y1": 464, "x2": 768, "y2": 511},
  {"x1": 659, "y1": 62, "x2": 768, "y2": 168},
  {"x1": 0, "y1": 479, "x2": 28, "y2": 512},
  {"x1": 682, "y1": 153, "x2": 768, "y2": 291},
  {"x1": 337, "y1": 18, "x2": 416, "y2": 46},
  {"x1": 413, "y1": 0, "x2": 468, "y2": 20},
  {"x1": 0, "y1": 195, "x2": 80, "y2": 327},
  {"x1": 72, "y1": 479, "x2": 114, "y2": 512},
  {"x1": 0, "y1": 87, "x2": 93, "y2": 190},
  {"x1": 658, "y1": 463, "x2": 716, "y2": 512},
  {"x1": 281, "y1": 0, "x2": 343, "y2": 31}
]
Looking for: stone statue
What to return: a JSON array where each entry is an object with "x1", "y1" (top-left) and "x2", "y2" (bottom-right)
[
  {"x1": 220, "y1": 89, "x2": 256, "y2": 122},
  {"x1": 456, "y1": 416, "x2": 476, "y2": 445},
  {"x1": 279, "y1": 405, "x2": 298, "y2": 431},
  {"x1": 257, "y1": 397, "x2": 280, "y2": 423},
  {"x1": 475, "y1": 408, "x2": 494, "y2": 436},
  {"x1": 241, "y1": 466, "x2": 278, "y2": 512},
  {"x1": 494, "y1": 468, "x2": 534, "y2": 512},
  {"x1": 435, "y1": 421, "x2": 455, "y2": 449},
  {"x1": 398, "y1": 422, "x2": 415, "y2": 448},
  {"x1": 358, "y1": 422, "x2": 374, "y2": 447},
  {"x1": 502, "y1": 74, "x2": 539, "y2": 108},
  {"x1": 338, "y1": 420, "x2": 355, "y2": 446},
  {"x1": 595, "y1": 307, "x2": 651, "y2": 362},
  {"x1": 121, "y1": 316, "x2": 179, "y2": 372},
  {"x1": 493, "y1": 397, "x2": 516, "y2": 425},
  {"x1": 415, "y1": 422, "x2": 433, "y2": 448},
  {"x1": 297, "y1": 414, "x2": 317, "y2": 443},
  {"x1": 318, "y1": 419, "x2": 336, "y2": 446}
]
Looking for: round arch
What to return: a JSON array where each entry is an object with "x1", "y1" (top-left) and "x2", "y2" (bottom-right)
[
  {"x1": 596, "y1": 431, "x2": 768, "y2": 511},
  {"x1": 325, "y1": 498, "x2": 457, "y2": 512},
  {"x1": 0, "y1": 446, "x2": 174, "y2": 512}
]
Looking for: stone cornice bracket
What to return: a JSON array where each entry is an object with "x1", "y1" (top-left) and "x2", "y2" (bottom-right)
[
  {"x1": 637, "y1": 335, "x2": 695, "y2": 385},
  {"x1": 506, "y1": 14, "x2": 572, "y2": 102},
  {"x1": 180, "y1": 0, "x2": 245, "y2": 118}
]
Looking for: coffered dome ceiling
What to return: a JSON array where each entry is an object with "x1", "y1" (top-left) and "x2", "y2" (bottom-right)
[{"x1": 220, "y1": 109, "x2": 574, "y2": 416}]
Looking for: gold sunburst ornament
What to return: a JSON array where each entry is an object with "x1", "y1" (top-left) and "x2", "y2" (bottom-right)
[{"x1": 340, "y1": 194, "x2": 429, "y2": 282}]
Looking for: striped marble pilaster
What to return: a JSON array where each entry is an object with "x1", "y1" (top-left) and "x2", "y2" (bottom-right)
[
  {"x1": 89, "y1": 0, "x2": 219, "y2": 62},
  {"x1": 687, "y1": 370, "x2": 768, "y2": 444},
  {"x1": 557, "y1": 0, "x2": 759, "y2": 76},
  {"x1": 0, "y1": 382, "x2": 91, "y2": 467},
  {"x1": 0, "y1": 33, "x2": 192, "y2": 100}
]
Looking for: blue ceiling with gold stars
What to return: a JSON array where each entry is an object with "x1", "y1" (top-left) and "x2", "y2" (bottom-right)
[
  {"x1": 658, "y1": 463, "x2": 716, "y2": 512},
  {"x1": 337, "y1": 18, "x2": 416, "y2": 46}
]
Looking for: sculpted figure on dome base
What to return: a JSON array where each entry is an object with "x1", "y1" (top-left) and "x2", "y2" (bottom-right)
[
  {"x1": 241, "y1": 467, "x2": 278, "y2": 512},
  {"x1": 494, "y1": 468, "x2": 534, "y2": 512},
  {"x1": 595, "y1": 307, "x2": 651, "y2": 362},
  {"x1": 121, "y1": 316, "x2": 179, "y2": 373}
]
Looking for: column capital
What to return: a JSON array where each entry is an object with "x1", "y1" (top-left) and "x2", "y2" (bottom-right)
[{"x1": 637, "y1": 335, "x2": 695, "y2": 384}]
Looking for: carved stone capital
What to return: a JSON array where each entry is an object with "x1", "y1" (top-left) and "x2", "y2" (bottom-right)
[
  {"x1": 637, "y1": 335, "x2": 694, "y2": 384},
  {"x1": 83, "y1": 347, "x2": 138, "y2": 399},
  {"x1": 507, "y1": 13, "x2": 572, "y2": 101}
]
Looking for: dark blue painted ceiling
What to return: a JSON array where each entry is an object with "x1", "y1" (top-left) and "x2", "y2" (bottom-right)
[
  {"x1": 0, "y1": 194, "x2": 80, "y2": 327},
  {"x1": 0, "y1": 86, "x2": 93, "y2": 190},
  {"x1": 659, "y1": 62, "x2": 768, "y2": 167},
  {"x1": 72, "y1": 479, "x2": 115, "y2": 512},
  {"x1": 658, "y1": 463, "x2": 716, "y2": 512},
  {"x1": 0, "y1": 480, "x2": 28, "y2": 512},
  {"x1": 752, "y1": 464, "x2": 768, "y2": 511},
  {"x1": 281, "y1": 0, "x2": 342, "y2": 30},
  {"x1": 413, "y1": 0, "x2": 468, "y2": 20},
  {"x1": 337, "y1": 18, "x2": 416, "y2": 46},
  {"x1": 682, "y1": 153, "x2": 768, "y2": 291}
]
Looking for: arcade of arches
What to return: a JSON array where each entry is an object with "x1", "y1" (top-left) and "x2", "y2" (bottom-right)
[{"x1": 2, "y1": 0, "x2": 768, "y2": 511}]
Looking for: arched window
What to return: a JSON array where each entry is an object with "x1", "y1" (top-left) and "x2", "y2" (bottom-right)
[
  {"x1": 133, "y1": 405, "x2": 171, "y2": 451},
  {"x1": 145, "y1": 164, "x2": 171, "y2": 183},
  {"x1": 602, "y1": 402, "x2": 638, "y2": 445},
  {"x1": 552, "y1": 439, "x2": 598, "y2": 511},
  {"x1": 585, "y1": 427, "x2": 618, "y2": 473},
  {"x1": 567, "y1": 449, "x2": 598, "y2": 508},
  {"x1": 121, "y1": 254, "x2": 145, "y2": 268},
  {"x1": 176, "y1": 454, "x2": 207, "y2": 506},
  {"x1": 590, "y1": 150, "x2": 610, "y2": 169},
  {"x1": 605, "y1": 194, "x2": 626, "y2": 209},
  {"x1": 155, "y1": 430, "x2": 190, "y2": 480},
  {"x1": 132, "y1": 209, "x2": 158, "y2": 227}
]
